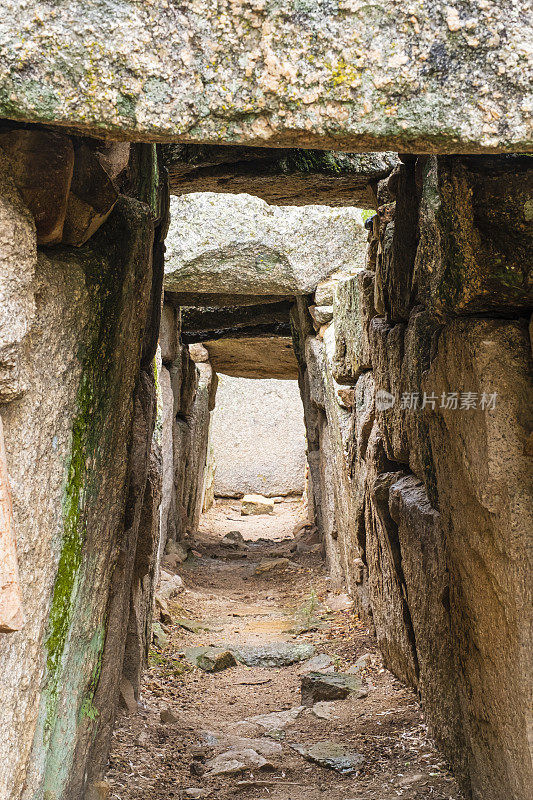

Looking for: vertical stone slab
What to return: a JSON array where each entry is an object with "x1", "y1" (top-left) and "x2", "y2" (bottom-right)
[
  {"x1": 0, "y1": 152, "x2": 36, "y2": 405},
  {"x1": 424, "y1": 318, "x2": 533, "y2": 800},
  {"x1": 332, "y1": 269, "x2": 376, "y2": 385},
  {"x1": 415, "y1": 156, "x2": 533, "y2": 316},
  {"x1": 211, "y1": 374, "x2": 305, "y2": 498},
  {"x1": 0, "y1": 246, "x2": 90, "y2": 800},
  {"x1": 0, "y1": 197, "x2": 156, "y2": 800},
  {"x1": 389, "y1": 475, "x2": 469, "y2": 783},
  {"x1": 0, "y1": 415, "x2": 24, "y2": 632}
]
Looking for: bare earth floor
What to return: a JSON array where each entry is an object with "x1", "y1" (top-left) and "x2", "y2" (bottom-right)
[{"x1": 106, "y1": 499, "x2": 463, "y2": 800}]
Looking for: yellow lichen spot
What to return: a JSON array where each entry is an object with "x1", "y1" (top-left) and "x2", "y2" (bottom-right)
[{"x1": 329, "y1": 58, "x2": 360, "y2": 88}]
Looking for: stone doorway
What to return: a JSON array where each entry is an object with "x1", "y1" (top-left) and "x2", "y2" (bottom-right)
[{"x1": 0, "y1": 134, "x2": 530, "y2": 800}]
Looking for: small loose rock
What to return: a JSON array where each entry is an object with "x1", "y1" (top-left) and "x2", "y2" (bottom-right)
[{"x1": 301, "y1": 672, "x2": 362, "y2": 705}]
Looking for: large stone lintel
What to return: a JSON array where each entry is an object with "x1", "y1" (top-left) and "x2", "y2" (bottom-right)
[
  {"x1": 182, "y1": 321, "x2": 291, "y2": 344},
  {"x1": 164, "y1": 194, "x2": 366, "y2": 297},
  {"x1": 165, "y1": 147, "x2": 398, "y2": 208},
  {"x1": 0, "y1": 2, "x2": 531, "y2": 153},
  {"x1": 204, "y1": 335, "x2": 298, "y2": 379},
  {"x1": 181, "y1": 300, "x2": 292, "y2": 342},
  {"x1": 165, "y1": 291, "x2": 290, "y2": 308}
]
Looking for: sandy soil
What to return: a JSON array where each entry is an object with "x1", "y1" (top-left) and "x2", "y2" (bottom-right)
[{"x1": 106, "y1": 499, "x2": 463, "y2": 800}]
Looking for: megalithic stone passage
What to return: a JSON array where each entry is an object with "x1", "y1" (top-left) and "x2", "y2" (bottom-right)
[{"x1": 0, "y1": 415, "x2": 24, "y2": 633}]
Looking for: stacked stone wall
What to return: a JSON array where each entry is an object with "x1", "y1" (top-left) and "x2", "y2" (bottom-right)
[
  {"x1": 295, "y1": 155, "x2": 533, "y2": 800},
  {"x1": 159, "y1": 300, "x2": 217, "y2": 550}
]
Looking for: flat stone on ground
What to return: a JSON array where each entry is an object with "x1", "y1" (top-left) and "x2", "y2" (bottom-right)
[
  {"x1": 311, "y1": 701, "x2": 342, "y2": 721},
  {"x1": 243, "y1": 706, "x2": 305, "y2": 731},
  {"x1": 299, "y1": 654, "x2": 334, "y2": 674},
  {"x1": 301, "y1": 672, "x2": 362, "y2": 706},
  {"x1": 175, "y1": 618, "x2": 207, "y2": 634},
  {"x1": 290, "y1": 741, "x2": 365, "y2": 774},
  {"x1": 204, "y1": 749, "x2": 270, "y2": 776},
  {"x1": 183, "y1": 646, "x2": 237, "y2": 672},
  {"x1": 241, "y1": 494, "x2": 275, "y2": 515},
  {"x1": 254, "y1": 558, "x2": 291, "y2": 575},
  {"x1": 231, "y1": 642, "x2": 315, "y2": 668},
  {"x1": 202, "y1": 732, "x2": 283, "y2": 758}
]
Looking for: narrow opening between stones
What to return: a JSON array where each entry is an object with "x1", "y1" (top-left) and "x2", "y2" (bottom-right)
[{"x1": 106, "y1": 188, "x2": 467, "y2": 800}]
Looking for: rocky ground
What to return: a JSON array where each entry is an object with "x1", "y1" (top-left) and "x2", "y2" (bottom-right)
[{"x1": 106, "y1": 499, "x2": 463, "y2": 800}]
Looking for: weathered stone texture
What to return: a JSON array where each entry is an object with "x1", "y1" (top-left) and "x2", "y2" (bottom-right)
[
  {"x1": 333, "y1": 269, "x2": 376, "y2": 385},
  {"x1": 423, "y1": 318, "x2": 533, "y2": 800},
  {"x1": 415, "y1": 156, "x2": 533, "y2": 316},
  {"x1": 0, "y1": 153, "x2": 36, "y2": 405},
  {"x1": 298, "y1": 323, "x2": 361, "y2": 589},
  {"x1": 369, "y1": 309, "x2": 443, "y2": 487},
  {"x1": 181, "y1": 300, "x2": 292, "y2": 345},
  {"x1": 62, "y1": 141, "x2": 119, "y2": 246},
  {"x1": 0, "y1": 415, "x2": 24, "y2": 633},
  {"x1": 294, "y1": 154, "x2": 533, "y2": 800},
  {"x1": 0, "y1": 89, "x2": 529, "y2": 800},
  {"x1": 388, "y1": 475, "x2": 468, "y2": 779},
  {"x1": 159, "y1": 300, "x2": 217, "y2": 548},
  {"x1": 0, "y1": 194, "x2": 157, "y2": 800},
  {"x1": 211, "y1": 375, "x2": 305, "y2": 498},
  {"x1": 365, "y1": 465, "x2": 419, "y2": 688},
  {"x1": 122, "y1": 439, "x2": 162, "y2": 700},
  {"x1": 0, "y1": 2, "x2": 531, "y2": 152},
  {"x1": 204, "y1": 335, "x2": 298, "y2": 380},
  {"x1": 165, "y1": 146, "x2": 398, "y2": 208},
  {"x1": 159, "y1": 302, "x2": 180, "y2": 365},
  {"x1": 159, "y1": 361, "x2": 175, "y2": 550},
  {"x1": 0, "y1": 130, "x2": 74, "y2": 246},
  {"x1": 0, "y1": 228, "x2": 90, "y2": 800},
  {"x1": 0, "y1": 129, "x2": 129, "y2": 248},
  {"x1": 165, "y1": 193, "x2": 366, "y2": 297}
]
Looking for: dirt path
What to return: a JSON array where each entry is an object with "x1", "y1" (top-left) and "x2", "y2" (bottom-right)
[{"x1": 106, "y1": 499, "x2": 462, "y2": 800}]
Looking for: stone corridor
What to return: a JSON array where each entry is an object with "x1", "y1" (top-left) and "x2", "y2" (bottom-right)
[
  {"x1": 107, "y1": 498, "x2": 462, "y2": 800},
  {"x1": 0, "y1": 4, "x2": 531, "y2": 800}
]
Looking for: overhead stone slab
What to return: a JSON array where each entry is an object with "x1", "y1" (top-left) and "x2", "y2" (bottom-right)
[
  {"x1": 181, "y1": 301, "x2": 292, "y2": 344},
  {"x1": 165, "y1": 292, "x2": 290, "y2": 308},
  {"x1": 183, "y1": 322, "x2": 291, "y2": 345},
  {"x1": 181, "y1": 301, "x2": 292, "y2": 340},
  {"x1": 164, "y1": 146, "x2": 398, "y2": 208},
  {"x1": 204, "y1": 336, "x2": 298, "y2": 379},
  {"x1": 0, "y1": 2, "x2": 531, "y2": 152},
  {"x1": 164, "y1": 193, "x2": 366, "y2": 296}
]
